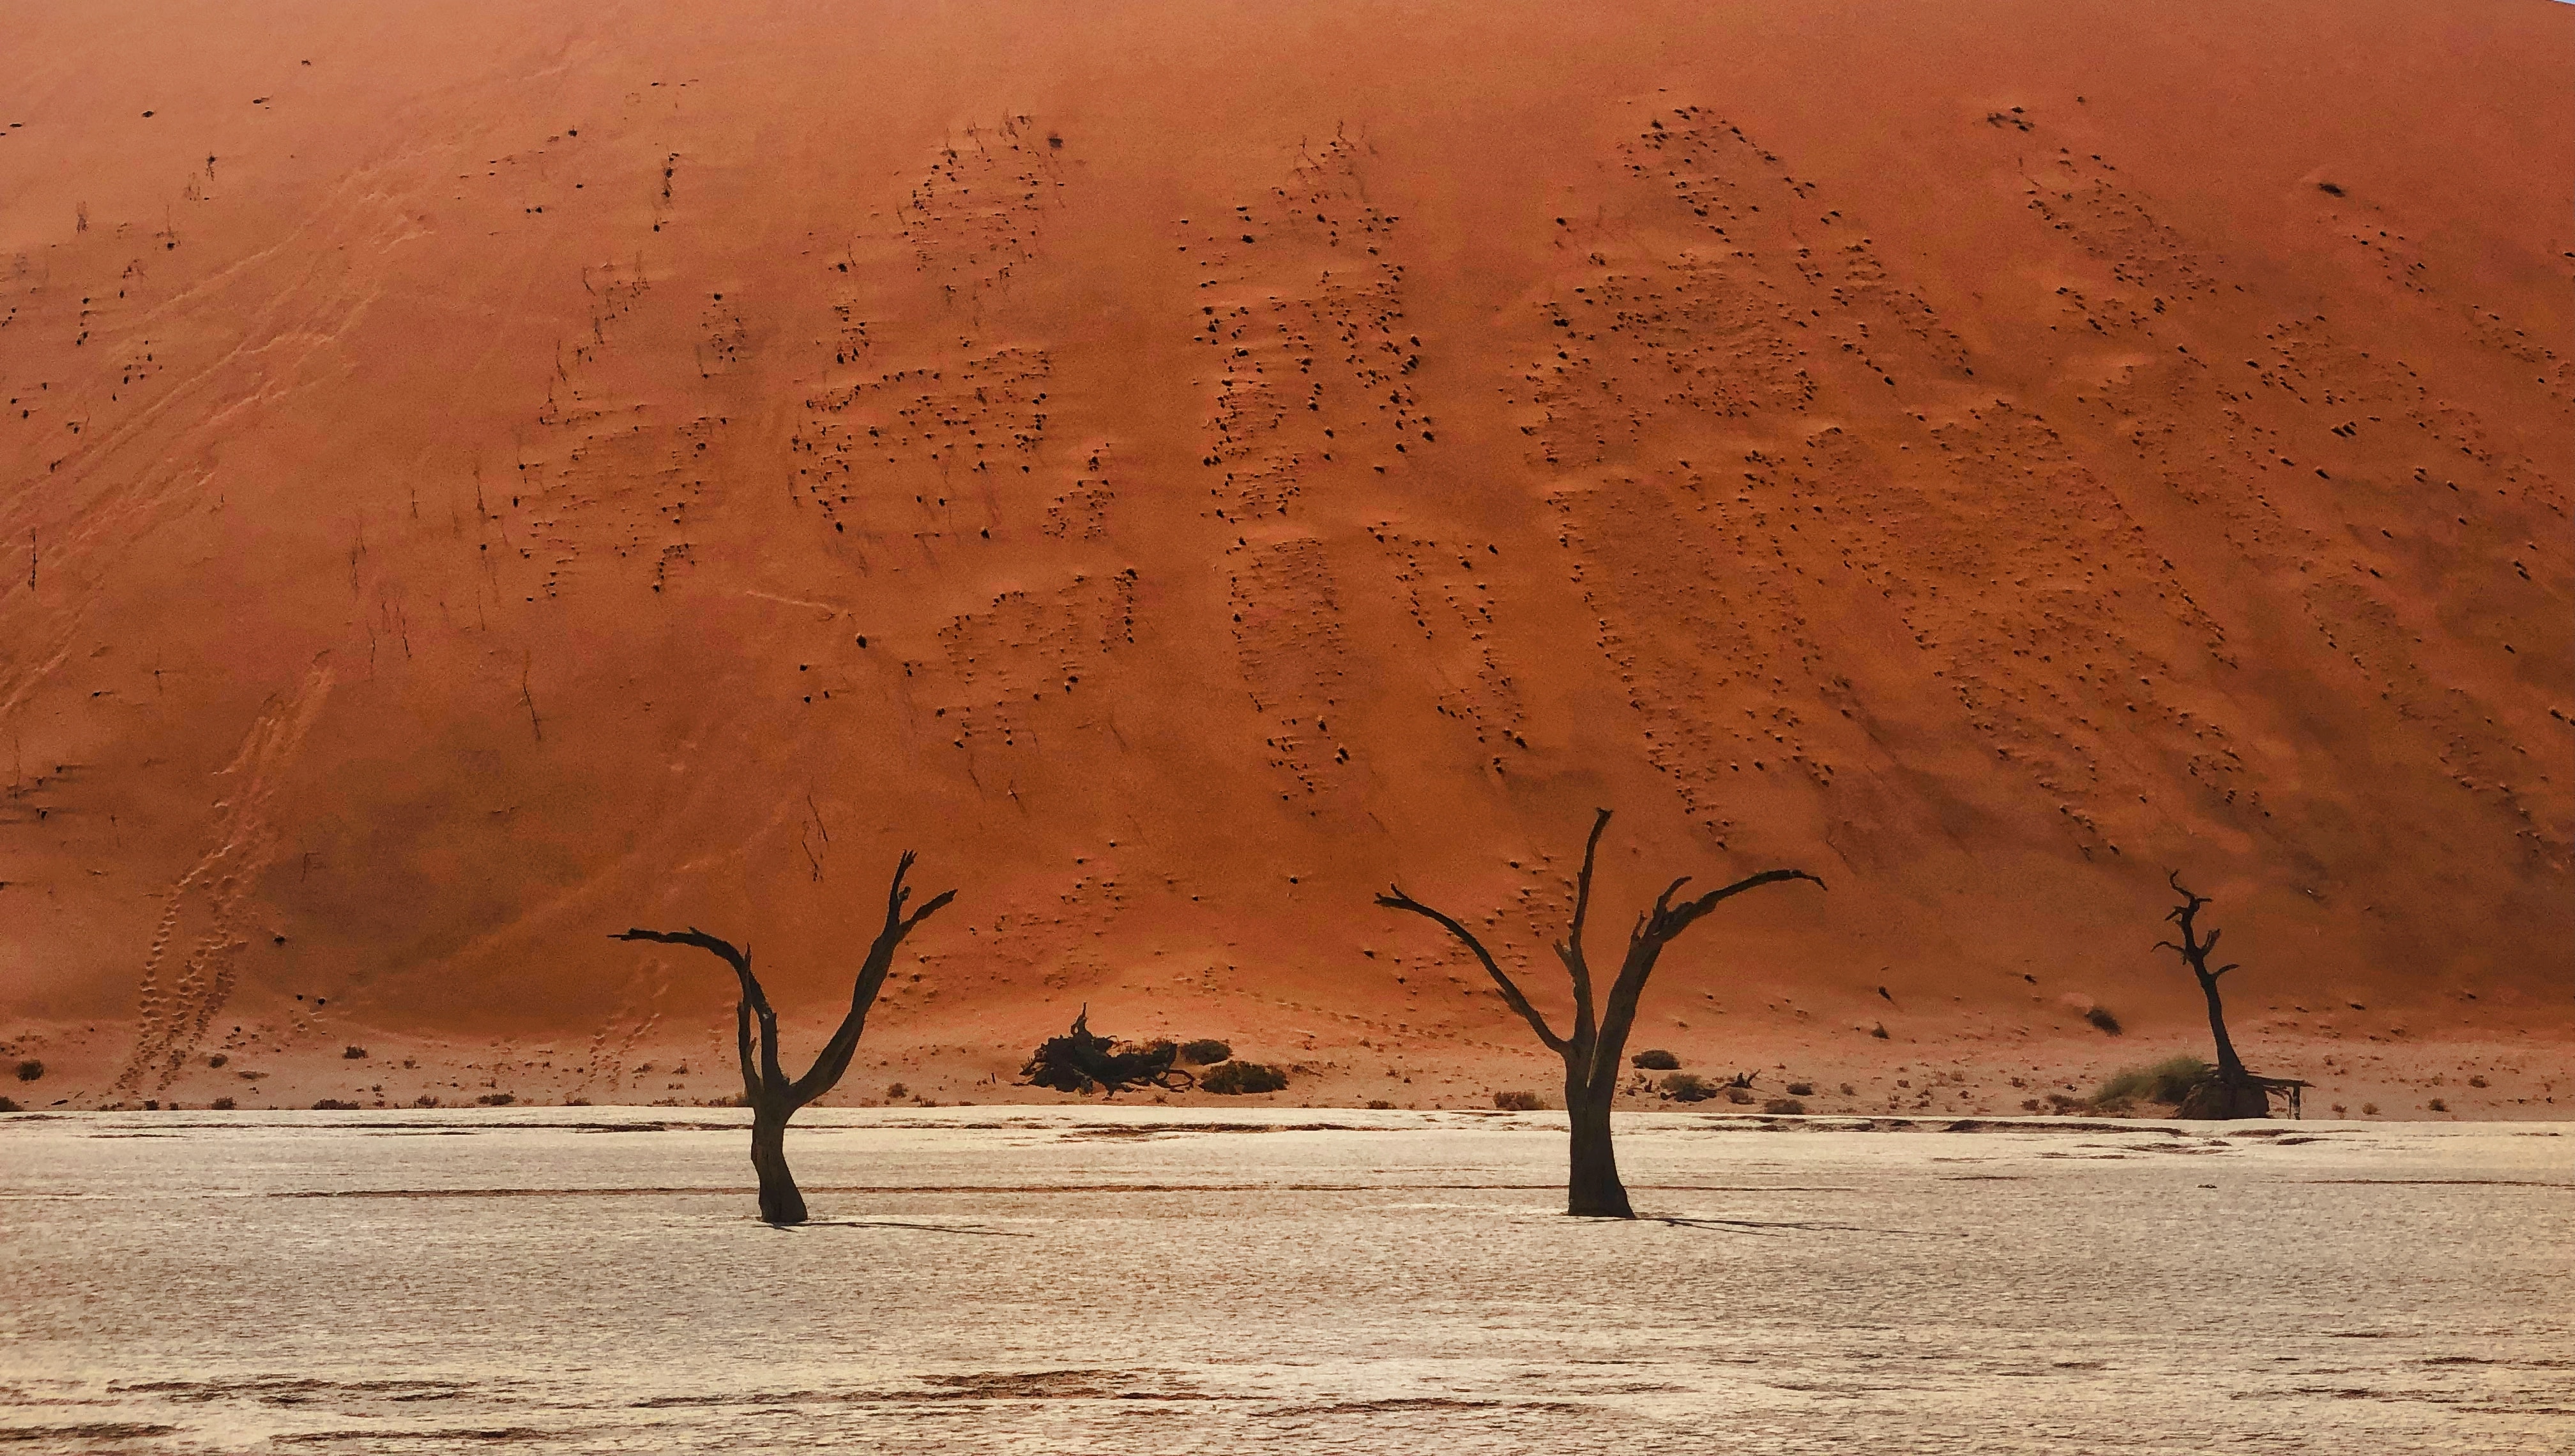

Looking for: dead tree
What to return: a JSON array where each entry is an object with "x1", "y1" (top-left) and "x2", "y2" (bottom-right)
[
  {"x1": 616, "y1": 850, "x2": 955, "y2": 1225},
  {"x1": 1020, "y1": 1008, "x2": 1196, "y2": 1095},
  {"x1": 2154, "y1": 870, "x2": 2304, "y2": 1119},
  {"x1": 1376, "y1": 808, "x2": 1823, "y2": 1218}
]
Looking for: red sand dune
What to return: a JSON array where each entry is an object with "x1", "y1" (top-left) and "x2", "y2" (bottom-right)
[{"x1": 2, "y1": 1, "x2": 2567, "y2": 1117}]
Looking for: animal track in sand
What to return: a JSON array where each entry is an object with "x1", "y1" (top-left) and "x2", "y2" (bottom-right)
[{"x1": 792, "y1": 119, "x2": 1075, "y2": 556}]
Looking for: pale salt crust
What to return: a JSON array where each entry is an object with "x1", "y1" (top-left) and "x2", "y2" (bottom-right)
[{"x1": 1, "y1": 1107, "x2": 2568, "y2": 1453}]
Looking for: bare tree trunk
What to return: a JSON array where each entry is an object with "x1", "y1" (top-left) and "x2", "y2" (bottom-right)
[
  {"x1": 2198, "y1": 971, "x2": 2248, "y2": 1087},
  {"x1": 2159, "y1": 871, "x2": 2281, "y2": 1121},
  {"x1": 1379, "y1": 808, "x2": 1821, "y2": 1219},
  {"x1": 750, "y1": 1100, "x2": 807, "y2": 1226},
  {"x1": 1564, "y1": 1072, "x2": 1631, "y2": 1218},
  {"x1": 618, "y1": 849, "x2": 957, "y2": 1227}
]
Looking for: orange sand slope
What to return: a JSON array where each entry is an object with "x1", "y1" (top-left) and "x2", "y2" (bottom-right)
[{"x1": 1, "y1": 1, "x2": 2567, "y2": 1111}]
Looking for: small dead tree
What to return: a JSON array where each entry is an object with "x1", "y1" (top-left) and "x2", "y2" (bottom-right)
[
  {"x1": 616, "y1": 850, "x2": 955, "y2": 1225},
  {"x1": 1376, "y1": 808, "x2": 1823, "y2": 1218},
  {"x1": 2155, "y1": 870, "x2": 2303, "y2": 1119}
]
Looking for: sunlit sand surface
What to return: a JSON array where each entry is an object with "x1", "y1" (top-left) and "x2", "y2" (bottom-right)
[{"x1": 3, "y1": 1109, "x2": 2568, "y2": 1452}]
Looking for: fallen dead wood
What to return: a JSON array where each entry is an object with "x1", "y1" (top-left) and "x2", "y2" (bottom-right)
[{"x1": 1019, "y1": 1008, "x2": 1195, "y2": 1096}]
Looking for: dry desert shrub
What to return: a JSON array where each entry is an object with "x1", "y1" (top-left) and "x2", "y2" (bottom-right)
[
  {"x1": 2084, "y1": 1006, "x2": 2123, "y2": 1035},
  {"x1": 1178, "y1": 1039, "x2": 1233, "y2": 1066},
  {"x1": 1200, "y1": 1061, "x2": 1288, "y2": 1095},
  {"x1": 2091, "y1": 1054, "x2": 2212, "y2": 1109},
  {"x1": 211, "y1": 1096, "x2": 235, "y2": 1110},
  {"x1": 1763, "y1": 1097, "x2": 1807, "y2": 1114},
  {"x1": 1659, "y1": 1073, "x2": 1716, "y2": 1102},
  {"x1": 13, "y1": 1060, "x2": 41, "y2": 1082},
  {"x1": 342, "y1": 1046, "x2": 368, "y2": 1059},
  {"x1": 1630, "y1": 1049, "x2": 1680, "y2": 1070},
  {"x1": 1492, "y1": 1089, "x2": 1545, "y2": 1111}
]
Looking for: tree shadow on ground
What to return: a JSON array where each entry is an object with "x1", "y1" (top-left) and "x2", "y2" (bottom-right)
[
  {"x1": 1649, "y1": 1215, "x2": 1950, "y2": 1237},
  {"x1": 763, "y1": 1217, "x2": 1033, "y2": 1237}
]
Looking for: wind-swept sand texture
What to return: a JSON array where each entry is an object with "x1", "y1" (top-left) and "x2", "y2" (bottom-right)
[{"x1": 1, "y1": 1, "x2": 2567, "y2": 1115}]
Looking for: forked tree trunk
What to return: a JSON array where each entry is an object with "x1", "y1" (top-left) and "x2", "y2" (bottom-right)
[
  {"x1": 618, "y1": 850, "x2": 956, "y2": 1227},
  {"x1": 1379, "y1": 808, "x2": 1821, "y2": 1220},
  {"x1": 1564, "y1": 1074, "x2": 1631, "y2": 1218},
  {"x1": 749, "y1": 1101, "x2": 807, "y2": 1226}
]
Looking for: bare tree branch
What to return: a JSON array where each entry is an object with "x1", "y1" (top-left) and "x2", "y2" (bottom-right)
[
  {"x1": 614, "y1": 927, "x2": 770, "y2": 1103},
  {"x1": 1553, "y1": 808, "x2": 1614, "y2": 1056},
  {"x1": 1662, "y1": 868, "x2": 1828, "y2": 936},
  {"x1": 1596, "y1": 868, "x2": 1825, "y2": 1093},
  {"x1": 1377, "y1": 887, "x2": 1570, "y2": 1054},
  {"x1": 792, "y1": 851, "x2": 958, "y2": 1105}
]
